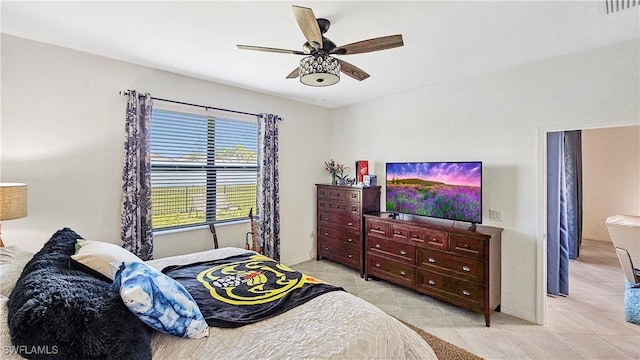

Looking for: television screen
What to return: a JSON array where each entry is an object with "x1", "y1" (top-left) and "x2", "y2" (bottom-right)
[{"x1": 385, "y1": 162, "x2": 482, "y2": 223}]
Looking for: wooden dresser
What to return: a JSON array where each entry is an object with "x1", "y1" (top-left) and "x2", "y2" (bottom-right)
[
  {"x1": 363, "y1": 212, "x2": 502, "y2": 326},
  {"x1": 316, "y1": 184, "x2": 381, "y2": 276}
]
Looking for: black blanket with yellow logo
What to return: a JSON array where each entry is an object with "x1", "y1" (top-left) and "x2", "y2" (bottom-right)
[{"x1": 162, "y1": 253, "x2": 344, "y2": 328}]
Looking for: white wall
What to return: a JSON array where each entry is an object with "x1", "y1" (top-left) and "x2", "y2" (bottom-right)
[
  {"x1": 0, "y1": 35, "x2": 332, "y2": 265},
  {"x1": 582, "y1": 126, "x2": 640, "y2": 242},
  {"x1": 330, "y1": 40, "x2": 640, "y2": 323}
]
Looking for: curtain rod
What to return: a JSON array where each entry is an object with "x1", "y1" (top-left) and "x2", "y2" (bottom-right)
[{"x1": 119, "y1": 90, "x2": 281, "y2": 120}]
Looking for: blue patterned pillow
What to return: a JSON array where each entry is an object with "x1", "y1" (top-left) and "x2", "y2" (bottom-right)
[{"x1": 112, "y1": 261, "x2": 209, "y2": 339}]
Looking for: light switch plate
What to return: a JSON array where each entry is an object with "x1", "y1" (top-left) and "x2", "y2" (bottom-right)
[{"x1": 489, "y1": 209, "x2": 503, "y2": 221}]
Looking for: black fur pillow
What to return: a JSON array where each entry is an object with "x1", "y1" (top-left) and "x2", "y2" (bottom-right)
[{"x1": 7, "y1": 228, "x2": 152, "y2": 360}]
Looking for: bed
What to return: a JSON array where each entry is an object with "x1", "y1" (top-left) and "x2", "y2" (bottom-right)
[{"x1": 1, "y1": 228, "x2": 437, "y2": 360}]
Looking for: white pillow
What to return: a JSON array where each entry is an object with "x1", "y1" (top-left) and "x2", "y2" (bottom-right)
[
  {"x1": 0, "y1": 245, "x2": 35, "y2": 297},
  {"x1": 70, "y1": 240, "x2": 142, "y2": 281},
  {"x1": 111, "y1": 261, "x2": 209, "y2": 339}
]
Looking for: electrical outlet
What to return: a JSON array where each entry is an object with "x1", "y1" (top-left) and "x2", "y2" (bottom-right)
[{"x1": 489, "y1": 209, "x2": 503, "y2": 221}]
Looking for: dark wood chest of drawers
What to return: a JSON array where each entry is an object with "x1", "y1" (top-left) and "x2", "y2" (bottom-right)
[
  {"x1": 364, "y1": 212, "x2": 502, "y2": 326},
  {"x1": 316, "y1": 184, "x2": 381, "y2": 276}
]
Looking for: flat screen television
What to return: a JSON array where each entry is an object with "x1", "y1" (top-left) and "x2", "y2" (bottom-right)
[{"x1": 385, "y1": 161, "x2": 482, "y2": 224}]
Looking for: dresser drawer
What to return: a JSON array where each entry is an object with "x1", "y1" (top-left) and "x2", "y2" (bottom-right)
[
  {"x1": 416, "y1": 269, "x2": 484, "y2": 309},
  {"x1": 366, "y1": 219, "x2": 390, "y2": 237},
  {"x1": 317, "y1": 187, "x2": 331, "y2": 199},
  {"x1": 390, "y1": 224, "x2": 411, "y2": 241},
  {"x1": 318, "y1": 238, "x2": 360, "y2": 268},
  {"x1": 417, "y1": 248, "x2": 485, "y2": 283},
  {"x1": 318, "y1": 212, "x2": 360, "y2": 230},
  {"x1": 318, "y1": 226, "x2": 360, "y2": 247},
  {"x1": 368, "y1": 254, "x2": 415, "y2": 286},
  {"x1": 318, "y1": 200, "x2": 347, "y2": 213},
  {"x1": 321, "y1": 188, "x2": 361, "y2": 203},
  {"x1": 418, "y1": 228, "x2": 449, "y2": 251},
  {"x1": 368, "y1": 237, "x2": 416, "y2": 264},
  {"x1": 345, "y1": 190, "x2": 361, "y2": 203},
  {"x1": 450, "y1": 235, "x2": 485, "y2": 259}
]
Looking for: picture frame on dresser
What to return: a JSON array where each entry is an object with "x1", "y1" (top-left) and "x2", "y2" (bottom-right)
[
  {"x1": 363, "y1": 212, "x2": 502, "y2": 327},
  {"x1": 316, "y1": 184, "x2": 381, "y2": 277}
]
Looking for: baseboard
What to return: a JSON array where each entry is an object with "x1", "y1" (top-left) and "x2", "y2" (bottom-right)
[
  {"x1": 582, "y1": 235, "x2": 611, "y2": 243},
  {"x1": 285, "y1": 254, "x2": 315, "y2": 267}
]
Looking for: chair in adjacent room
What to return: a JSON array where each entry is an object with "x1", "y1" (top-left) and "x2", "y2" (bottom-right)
[{"x1": 614, "y1": 247, "x2": 640, "y2": 325}]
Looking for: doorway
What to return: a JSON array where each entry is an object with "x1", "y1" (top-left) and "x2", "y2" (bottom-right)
[{"x1": 539, "y1": 124, "x2": 640, "y2": 325}]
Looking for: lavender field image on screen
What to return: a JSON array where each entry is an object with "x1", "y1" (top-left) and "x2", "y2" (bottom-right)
[{"x1": 385, "y1": 162, "x2": 482, "y2": 223}]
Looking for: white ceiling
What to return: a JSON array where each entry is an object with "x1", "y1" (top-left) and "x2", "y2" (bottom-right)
[{"x1": 2, "y1": 1, "x2": 638, "y2": 108}]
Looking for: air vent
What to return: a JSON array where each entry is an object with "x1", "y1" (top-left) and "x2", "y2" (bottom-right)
[{"x1": 605, "y1": 0, "x2": 639, "y2": 14}]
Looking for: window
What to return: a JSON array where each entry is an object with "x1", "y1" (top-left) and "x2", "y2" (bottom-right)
[{"x1": 150, "y1": 106, "x2": 258, "y2": 231}]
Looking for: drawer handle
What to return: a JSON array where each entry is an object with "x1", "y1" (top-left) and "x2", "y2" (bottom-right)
[
  {"x1": 412, "y1": 234, "x2": 419, "y2": 238},
  {"x1": 347, "y1": 238, "x2": 353, "y2": 242},
  {"x1": 375, "y1": 263, "x2": 381, "y2": 268},
  {"x1": 399, "y1": 250, "x2": 407, "y2": 255},
  {"x1": 375, "y1": 244, "x2": 381, "y2": 248},
  {"x1": 462, "y1": 290, "x2": 471, "y2": 296},
  {"x1": 462, "y1": 266, "x2": 471, "y2": 272},
  {"x1": 324, "y1": 232, "x2": 329, "y2": 236},
  {"x1": 430, "y1": 238, "x2": 437, "y2": 242},
  {"x1": 400, "y1": 271, "x2": 406, "y2": 276},
  {"x1": 463, "y1": 244, "x2": 470, "y2": 248},
  {"x1": 324, "y1": 217, "x2": 329, "y2": 221},
  {"x1": 428, "y1": 280, "x2": 436, "y2": 285},
  {"x1": 375, "y1": 227, "x2": 381, "y2": 231},
  {"x1": 325, "y1": 247, "x2": 329, "y2": 251},
  {"x1": 347, "y1": 222, "x2": 353, "y2": 226},
  {"x1": 348, "y1": 254, "x2": 352, "y2": 258},
  {"x1": 428, "y1": 257, "x2": 436, "y2": 263},
  {"x1": 352, "y1": 207, "x2": 357, "y2": 212},
  {"x1": 396, "y1": 231, "x2": 402, "y2": 235}
]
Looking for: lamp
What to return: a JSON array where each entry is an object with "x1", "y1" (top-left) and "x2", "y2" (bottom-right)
[
  {"x1": 299, "y1": 51, "x2": 340, "y2": 87},
  {"x1": 0, "y1": 183, "x2": 28, "y2": 247}
]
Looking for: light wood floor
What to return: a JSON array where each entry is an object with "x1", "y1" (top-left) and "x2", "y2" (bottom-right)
[{"x1": 295, "y1": 239, "x2": 639, "y2": 359}]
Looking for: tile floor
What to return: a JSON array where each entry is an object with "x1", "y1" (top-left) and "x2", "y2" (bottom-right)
[{"x1": 295, "y1": 239, "x2": 640, "y2": 359}]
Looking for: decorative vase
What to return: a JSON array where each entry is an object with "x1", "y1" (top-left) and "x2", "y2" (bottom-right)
[
  {"x1": 336, "y1": 178, "x2": 346, "y2": 186},
  {"x1": 331, "y1": 172, "x2": 337, "y2": 185}
]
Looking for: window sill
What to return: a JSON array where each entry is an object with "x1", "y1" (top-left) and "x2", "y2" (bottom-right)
[{"x1": 153, "y1": 219, "x2": 250, "y2": 236}]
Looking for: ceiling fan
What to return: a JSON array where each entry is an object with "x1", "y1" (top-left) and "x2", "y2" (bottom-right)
[{"x1": 237, "y1": 5, "x2": 404, "y2": 87}]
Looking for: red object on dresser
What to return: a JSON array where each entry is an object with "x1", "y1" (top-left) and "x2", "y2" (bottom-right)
[{"x1": 356, "y1": 160, "x2": 369, "y2": 183}]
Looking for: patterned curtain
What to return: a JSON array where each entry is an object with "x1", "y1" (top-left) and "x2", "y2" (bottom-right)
[
  {"x1": 121, "y1": 91, "x2": 153, "y2": 260},
  {"x1": 256, "y1": 113, "x2": 281, "y2": 261}
]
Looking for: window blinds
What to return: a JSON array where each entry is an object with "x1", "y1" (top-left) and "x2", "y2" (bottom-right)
[{"x1": 150, "y1": 108, "x2": 258, "y2": 230}]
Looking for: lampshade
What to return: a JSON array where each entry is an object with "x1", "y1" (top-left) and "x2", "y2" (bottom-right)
[
  {"x1": 299, "y1": 53, "x2": 340, "y2": 87},
  {"x1": 0, "y1": 183, "x2": 28, "y2": 221}
]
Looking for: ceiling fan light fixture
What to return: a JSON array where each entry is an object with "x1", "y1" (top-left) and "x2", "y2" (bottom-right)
[{"x1": 299, "y1": 53, "x2": 340, "y2": 87}]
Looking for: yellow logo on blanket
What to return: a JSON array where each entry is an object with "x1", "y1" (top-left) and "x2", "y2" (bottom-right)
[{"x1": 196, "y1": 254, "x2": 325, "y2": 305}]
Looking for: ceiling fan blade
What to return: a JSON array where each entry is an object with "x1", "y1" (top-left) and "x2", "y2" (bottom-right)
[
  {"x1": 237, "y1": 45, "x2": 305, "y2": 55},
  {"x1": 286, "y1": 67, "x2": 300, "y2": 79},
  {"x1": 292, "y1": 5, "x2": 322, "y2": 48},
  {"x1": 338, "y1": 59, "x2": 370, "y2": 81},
  {"x1": 331, "y1": 34, "x2": 404, "y2": 55}
]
